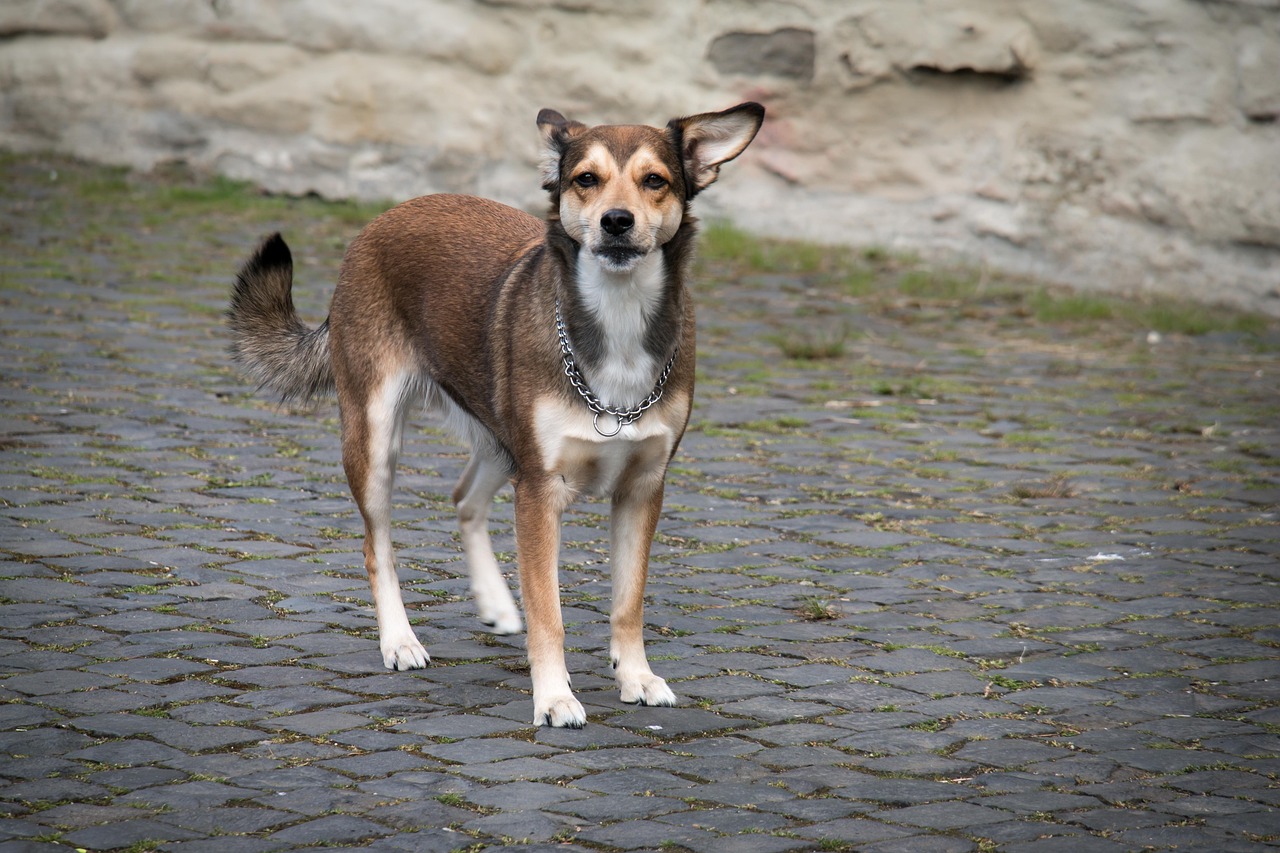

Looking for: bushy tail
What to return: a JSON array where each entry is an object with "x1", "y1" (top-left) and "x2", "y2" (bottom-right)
[{"x1": 227, "y1": 233, "x2": 334, "y2": 402}]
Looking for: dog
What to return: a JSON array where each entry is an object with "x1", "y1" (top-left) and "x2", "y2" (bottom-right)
[{"x1": 227, "y1": 102, "x2": 764, "y2": 727}]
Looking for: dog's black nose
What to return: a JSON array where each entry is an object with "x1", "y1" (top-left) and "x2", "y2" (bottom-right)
[{"x1": 601, "y1": 209, "x2": 634, "y2": 236}]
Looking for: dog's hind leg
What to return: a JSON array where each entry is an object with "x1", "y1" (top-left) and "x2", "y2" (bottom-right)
[
  {"x1": 343, "y1": 369, "x2": 429, "y2": 671},
  {"x1": 452, "y1": 451, "x2": 523, "y2": 635}
]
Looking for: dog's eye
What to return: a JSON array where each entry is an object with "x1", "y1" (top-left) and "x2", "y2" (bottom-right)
[
  {"x1": 643, "y1": 174, "x2": 668, "y2": 190},
  {"x1": 574, "y1": 172, "x2": 598, "y2": 188}
]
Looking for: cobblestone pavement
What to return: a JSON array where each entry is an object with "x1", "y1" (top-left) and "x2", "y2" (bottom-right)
[{"x1": 2, "y1": 154, "x2": 1278, "y2": 852}]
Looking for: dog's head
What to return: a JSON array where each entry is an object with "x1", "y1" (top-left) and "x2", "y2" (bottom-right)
[{"x1": 538, "y1": 103, "x2": 764, "y2": 273}]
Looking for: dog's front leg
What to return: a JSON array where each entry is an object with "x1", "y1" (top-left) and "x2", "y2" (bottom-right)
[
  {"x1": 610, "y1": 477, "x2": 677, "y2": 708},
  {"x1": 515, "y1": 478, "x2": 586, "y2": 728}
]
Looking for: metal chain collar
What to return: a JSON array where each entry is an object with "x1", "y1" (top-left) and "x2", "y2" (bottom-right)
[{"x1": 555, "y1": 298, "x2": 677, "y2": 437}]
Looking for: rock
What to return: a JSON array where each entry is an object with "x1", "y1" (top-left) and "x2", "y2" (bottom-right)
[
  {"x1": 1130, "y1": 128, "x2": 1280, "y2": 248},
  {"x1": 1123, "y1": 34, "x2": 1233, "y2": 123},
  {"x1": 205, "y1": 42, "x2": 312, "y2": 94},
  {"x1": 707, "y1": 28, "x2": 816, "y2": 81},
  {"x1": 968, "y1": 199, "x2": 1030, "y2": 245},
  {"x1": 0, "y1": 0, "x2": 118, "y2": 38},
  {"x1": 842, "y1": 2, "x2": 1040, "y2": 79},
  {"x1": 1235, "y1": 24, "x2": 1280, "y2": 120},
  {"x1": 110, "y1": 0, "x2": 217, "y2": 33}
]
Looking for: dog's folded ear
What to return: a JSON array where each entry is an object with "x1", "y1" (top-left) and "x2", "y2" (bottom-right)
[
  {"x1": 537, "y1": 109, "x2": 589, "y2": 192},
  {"x1": 668, "y1": 102, "x2": 765, "y2": 197}
]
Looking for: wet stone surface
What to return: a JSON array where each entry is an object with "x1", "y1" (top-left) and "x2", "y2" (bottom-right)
[{"x1": 1, "y1": 155, "x2": 1278, "y2": 850}]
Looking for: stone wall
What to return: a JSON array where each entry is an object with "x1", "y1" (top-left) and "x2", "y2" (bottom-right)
[{"x1": 3, "y1": 0, "x2": 1278, "y2": 313}]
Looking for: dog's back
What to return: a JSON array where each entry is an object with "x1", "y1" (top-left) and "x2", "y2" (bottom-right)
[{"x1": 328, "y1": 194, "x2": 547, "y2": 437}]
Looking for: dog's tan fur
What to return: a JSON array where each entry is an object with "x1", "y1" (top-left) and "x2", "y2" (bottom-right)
[{"x1": 228, "y1": 103, "x2": 764, "y2": 726}]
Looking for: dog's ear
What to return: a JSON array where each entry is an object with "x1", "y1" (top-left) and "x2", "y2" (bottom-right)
[
  {"x1": 668, "y1": 102, "x2": 765, "y2": 197},
  {"x1": 537, "y1": 108, "x2": 588, "y2": 192}
]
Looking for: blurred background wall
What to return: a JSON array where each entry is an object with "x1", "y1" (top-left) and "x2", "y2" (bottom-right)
[{"x1": 2, "y1": 0, "x2": 1277, "y2": 313}]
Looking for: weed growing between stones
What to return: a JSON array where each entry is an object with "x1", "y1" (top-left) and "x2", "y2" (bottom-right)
[
  {"x1": 773, "y1": 325, "x2": 851, "y2": 360},
  {"x1": 1010, "y1": 474, "x2": 1076, "y2": 500},
  {"x1": 795, "y1": 596, "x2": 842, "y2": 621}
]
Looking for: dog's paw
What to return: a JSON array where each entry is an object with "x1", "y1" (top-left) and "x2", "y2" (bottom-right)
[
  {"x1": 478, "y1": 604, "x2": 523, "y2": 636},
  {"x1": 381, "y1": 634, "x2": 430, "y2": 671},
  {"x1": 474, "y1": 582, "x2": 523, "y2": 636},
  {"x1": 533, "y1": 693, "x2": 587, "y2": 728},
  {"x1": 619, "y1": 672, "x2": 676, "y2": 707}
]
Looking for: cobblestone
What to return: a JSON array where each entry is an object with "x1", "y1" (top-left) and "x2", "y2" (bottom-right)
[{"x1": 2, "y1": 155, "x2": 1279, "y2": 850}]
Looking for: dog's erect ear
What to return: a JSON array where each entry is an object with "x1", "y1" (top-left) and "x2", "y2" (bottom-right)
[
  {"x1": 668, "y1": 102, "x2": 765, "y2": 197},
  {"x1": 537, "y1": 108, "x2": 588, "y2": 191}
]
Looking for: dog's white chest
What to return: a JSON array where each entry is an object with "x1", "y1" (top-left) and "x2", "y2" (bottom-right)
[
  {"x1": 533, "y1": 396, "x2": 682, "y2": 499},
  {"x1": 573, "y1": 253, "x2": 665, "y2": 409}
]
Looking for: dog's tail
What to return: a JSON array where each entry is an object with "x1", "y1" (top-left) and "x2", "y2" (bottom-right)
[{"x1": 228, "y1": 233, "x2": 334, "y2": 402}]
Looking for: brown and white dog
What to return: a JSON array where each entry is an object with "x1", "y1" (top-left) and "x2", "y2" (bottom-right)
[{"x1": 228, "y1": 103, "x2": 764, "y2": 727}]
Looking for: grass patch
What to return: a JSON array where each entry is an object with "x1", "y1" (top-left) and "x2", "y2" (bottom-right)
[
  {"x1": 697, "y1": 220, "x2": 1275, "y2": 342},
  {"x1": 203, "y1": 472, "x2": 274, "y2": 490},
  {"x1": 157, "y1": 174, "x2": 267, "y2": 207},
  {"x1": 700, "y1": 220, "x2": 833, "y2": 273},
  {"x1": 1030, "y1": 290, "x2": 1115, "y2": 323},
  {"x1": 1137, "y1": 301, "x2": 1268, "y2": 337},
  {"x1": 985, "y1": 673, "x2": 1040, "y2": 690},
  {"x1": 1034, "y1": 287, "x2": 1269, "y2": 336},
  {"x1": 1010, "y1": 474, "x2": 1076, "y2": 500},
  {"x1": 77, "y1": 168, "x2": 132, "y2": 200},
  {"x1": 741, "y1": 415, "x2": 810, "y2": 433},
  {"x1": 773, "y1": 325, "x2": 850, "y2": 360},
  {"x1": 795, "y1": 596, "x2": 841, "y2": 621},
  {"x1": 898, "y1": 269, "x2": 982, "y2": 301}
]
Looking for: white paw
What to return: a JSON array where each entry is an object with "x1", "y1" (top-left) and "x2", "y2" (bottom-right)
[
  {"x1": 533, "y1": 692, "x2": 587, "y2": 728},
  {"x1": 474, "y1": 579, "x2": 523, "y2": 635},
  {"x1": 619, "y1": 672, "x2": 676, "y2": 707},
  {"x1": 381, "y1": 633, "x2": 429, "y2": 671},
  {"x1": 478, "y1": 602, "x2": 523, "y2": 635}
]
